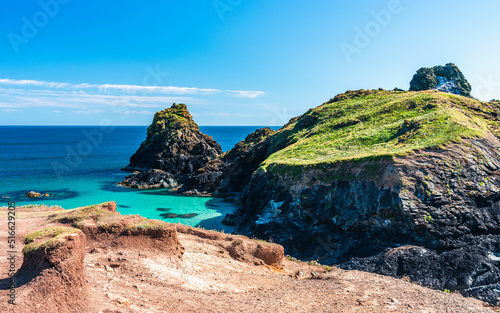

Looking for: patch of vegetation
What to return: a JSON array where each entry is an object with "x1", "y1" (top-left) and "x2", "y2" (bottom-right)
[
  {"x1": 51, "y1": 203, "x2": 115, "y2": 228},
  {"x1": 142, "y1": 103, "x2": 199, "y2": 149},
  {"x1": 424, "y1": 212, "x2": 434, "y2": 223},
  {"x1": 260, "y1": 90, "x2": 498, "y2": 170},
  {"x1": 23, "y1": 226, "x2": 79, "y2": 255}
]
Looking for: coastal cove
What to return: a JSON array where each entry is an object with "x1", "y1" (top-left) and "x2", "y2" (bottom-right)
[{"x1": 0, "y1": 126, "x2": 278, "y2": 231}]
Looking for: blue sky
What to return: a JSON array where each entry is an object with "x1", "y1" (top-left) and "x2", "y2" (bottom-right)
[{"x1": 1, "y1": 0, "x2": 499, "y2": 125}]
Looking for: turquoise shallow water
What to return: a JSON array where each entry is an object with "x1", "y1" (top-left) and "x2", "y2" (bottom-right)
[{"x1": 0, "y1": 126, "x2": 278, "y2": 231}]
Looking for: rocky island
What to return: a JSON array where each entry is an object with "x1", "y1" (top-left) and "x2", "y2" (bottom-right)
[
  {"x1": 120, "y1": 103, "x2": 222, "y2": 190},
  {"x1": 120, "y1": 64, "x2": 500, "y2": 306}
]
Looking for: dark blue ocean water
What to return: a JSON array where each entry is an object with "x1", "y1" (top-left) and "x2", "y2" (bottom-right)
[{"x1": 0, "y1": 126, "x2": 277, "y2": 230}]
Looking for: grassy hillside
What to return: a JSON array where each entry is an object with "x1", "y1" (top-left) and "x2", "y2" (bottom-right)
[{"x1": 262, "y1": 89, "x2": 500, "y2": 169}]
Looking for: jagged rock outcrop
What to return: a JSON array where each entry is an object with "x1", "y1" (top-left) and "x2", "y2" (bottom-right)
[
  {"x1": 409, "y1": 63, "x2": 472, "y2": 97},
  {"x1": 181, "y1": 127, "x2": 276, "y2": 196},
  {"x1": 121, "y1": 103, "x2": 222, "y2": 188}
]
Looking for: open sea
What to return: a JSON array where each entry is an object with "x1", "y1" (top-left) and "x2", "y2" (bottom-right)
[{"x1": 0, "y1": 126, "x2": 278, "y2": 231}]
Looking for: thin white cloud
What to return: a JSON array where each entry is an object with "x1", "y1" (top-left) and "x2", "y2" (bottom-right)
[
  {"x1": 0, "y1": 78, "x2": 70, "y2": 89},
  {"x1": 2, "y1": 108, "x2": 22, "y2": 112},
  {"x1": 0, "y1": 78, "x2": 265, "y2": 98},
  {"x1": 72, "y1": 109, "x2": 106, "y2": 115},
  {"x1": 227, "y1": 90, "x2": 266, "y2": 98},
  {"x1": 97, "y1": 84, "x2": 220, "y2": 95}
]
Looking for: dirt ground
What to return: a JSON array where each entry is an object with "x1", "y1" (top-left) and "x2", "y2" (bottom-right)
[{"x1": 0, "y1": 205, "x2": 497, "y2": 313}]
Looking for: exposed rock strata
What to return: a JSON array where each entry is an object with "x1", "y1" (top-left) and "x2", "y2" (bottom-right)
[{"x1": 231, "y1": 137, "x2": 500, "y2": 305}]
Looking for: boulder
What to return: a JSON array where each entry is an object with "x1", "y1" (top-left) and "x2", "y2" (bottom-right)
[
  {"x1": 120, "y1": 169, "x2": 177, "y2": 189},
  {"x1": 409, "y1": 63, "x2": 472, "y2": 97},
  {"x1": 26, "y1": 191, "x2": 43, "y2": 198}
]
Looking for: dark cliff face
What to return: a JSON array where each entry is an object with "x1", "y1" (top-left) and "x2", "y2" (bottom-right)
[
  {"x1": 409, "y1": 63, "x2": 472, "y2": 97},
  {"x1": 231, "y1": 137, "x2": 500, "y2": 305},
  {"x1": 122, "y1": 103, "x2": 222, "y2": 187},
  {"x1": 181, "y1": 127, "x2": 276, "y2": 196}
]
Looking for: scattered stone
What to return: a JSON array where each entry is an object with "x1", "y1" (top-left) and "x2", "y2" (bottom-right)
[
  {"x1": 116, "y1": 298, "x2": 130, "y2": 307},
  {"x1": 90, "y1": 248, "x2": 101, "y2": 254},
  {"x1": 388, "y1": 297, "x2": 400, "y2": 304},
  {"x1": 133, "y1": 284, "x2": 142, "y2": 293},
  {"x1": 109, "y1": 263, "x2": 121, "y2": 269},
  {"x1": 292, "y1": 271, "x2": 303, "y2": 279}
]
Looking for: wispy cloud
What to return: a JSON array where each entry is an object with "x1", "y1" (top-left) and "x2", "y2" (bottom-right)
[
  {"x1": 0, "y1": 78, "x2": 265, "y2": 98},
  {"x1": 72, "y1": 109, "x2": 106, "y2": 115},
  {"x1": 226, "y1": 90, "x2": 266, "y2": 98},
  {"x1": 0, "y1": 78, "x2": 70, "y2": 89}
]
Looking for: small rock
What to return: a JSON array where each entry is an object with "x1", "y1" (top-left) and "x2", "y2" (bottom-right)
[
  {"x1": 26, "y1": 191, "x2": 43, "y2": 198},
  {"x1": 133, "y1": 284, "x2": 142, "y2": 293},
  {"x1": 388, "y1": 297, "x2": 400, "y2": 304},
  {"x1": 116, "y1": 297, "x2": 130, "y2": 307},
  {"x1": 90, "y1": 248, "x2": 101, "y2": 254},
  {"x1": 109, "y1": 262, "x2": 121, "y2": 268}
]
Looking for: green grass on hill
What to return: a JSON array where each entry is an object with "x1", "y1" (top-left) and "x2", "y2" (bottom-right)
[{"x1": 262, "y1": 90, "x2": 500, "y2": 169}]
